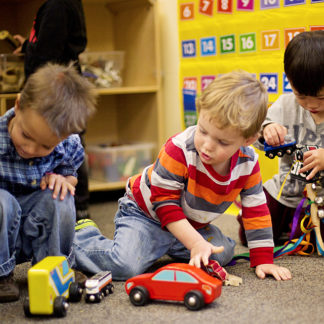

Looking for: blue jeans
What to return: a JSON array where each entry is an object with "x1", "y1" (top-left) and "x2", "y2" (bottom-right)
[
  {"x1": 73, "y1": 196, "x2": 235, "y2": 280},
  {"x1": 0, "y1": 188, "x2": 76, "y2": 277}
]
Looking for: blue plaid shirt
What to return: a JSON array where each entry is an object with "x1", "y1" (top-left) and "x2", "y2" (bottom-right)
[{"x1": 0, "y1": 108, "x2": 84, "y2": 195}]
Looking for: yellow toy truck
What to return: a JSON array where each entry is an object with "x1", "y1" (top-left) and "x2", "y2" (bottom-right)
[{"x1": 23, "y1": 256, "x2": 83, "y2": 317}]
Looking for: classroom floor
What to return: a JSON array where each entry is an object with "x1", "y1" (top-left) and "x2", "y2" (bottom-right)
[{"x1": 0, "y1": 191, "x2": 323, "y2": 324}]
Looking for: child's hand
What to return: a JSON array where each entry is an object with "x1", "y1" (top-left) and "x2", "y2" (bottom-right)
[
  {"x1": 40, "y1": 173, "x2": 76, "y2": 200},
  {"x1": 263, "y1": 123, "x2": 288, "y2": 146},
  {"x1": 299, "y1": 148, "x2": 324, "y2": 180},
  {"x1": 189, "y1": 240, "x2": 224, "y2": 268},
  {"x1": 13, "y1": 34, "x2": 25, "y2": 55},
  {"x1": 255, "y1": 264, "x2": 291, "y2": 281}
]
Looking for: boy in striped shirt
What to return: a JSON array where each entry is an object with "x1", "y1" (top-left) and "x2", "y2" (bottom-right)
[{"x1": 74, "y1": 71, "x2": 291, "y2": 281}]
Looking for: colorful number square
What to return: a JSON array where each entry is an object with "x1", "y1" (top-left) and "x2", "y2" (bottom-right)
[
  {"x1": 260, "y1": 73, "x2": 278, "y2": 93},
  {"x1": 260, "y1": 0, "x2": 280, "y2": 9},
  {"x1": 200, "y1": 37, "x2": 216, "y2": 56},
  {"x1": 220, "y1": 34, "x2": 235, "y2": 54},
  {"x1": 237, "y1": 0, "x2": 254, "y2": 11},
  {"x1": 261, "y1": 30, "x2": 280, "y2": 50},
  {"x1": 201, "y1": 75, "x2": 216, "y2": 91},
  {"x1": 217, "y1": 0, "x2": 233, "y2": 13},
  {"x1": 182, "y1": 40, "x2": 197, "y2": 58},
  {"x1": 283, "y1": 73, "x2": 292, "y2": 93},
  {"x1": 239, "y1": 33, "x2": 256, "y2": 53},
  {"x1": 284, "y1": 28, "x2": 306, "y2": 47},
  {"x1": 180, "y1": 3, "x2": 195, "y2": 20},
  {"x1": 199, "y1": 0, "x2": 214, "y2": 16},
  {"x1": 284, "y1": 0, "x2": 306, "y2": 6}
]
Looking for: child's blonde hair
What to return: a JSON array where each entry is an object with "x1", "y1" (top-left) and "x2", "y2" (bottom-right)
[
  {"x1": 195, "y1": 70, "x2": 268, "y2": 138},
  {"x1": 19, "y1": 62, "x2": 97, "y2": 138}
]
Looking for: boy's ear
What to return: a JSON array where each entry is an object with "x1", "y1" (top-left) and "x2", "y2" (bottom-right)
[
  {"x1": 14, "y1": 94, "x2": 21, "y2": 112},
  {"x1": 243, "y1": 134, "x2": 259, "y2": 147}
]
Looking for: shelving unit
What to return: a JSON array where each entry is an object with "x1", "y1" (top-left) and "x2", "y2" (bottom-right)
[{"x1": 0, "y1": 0, "x2": 163, "y2": 192}]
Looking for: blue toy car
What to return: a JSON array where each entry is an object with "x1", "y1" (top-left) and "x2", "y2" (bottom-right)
[{"x1": 264, "y1": 141, "x2": 297, "y2": 159}]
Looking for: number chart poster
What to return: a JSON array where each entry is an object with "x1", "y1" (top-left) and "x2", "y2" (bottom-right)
[{"x1": 178, "y1": 0, "x2": 324, "y2": 128}]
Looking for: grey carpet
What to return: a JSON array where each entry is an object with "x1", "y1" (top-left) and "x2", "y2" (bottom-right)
[{"x1": 1, "y1": 196, "x2": 323, "y2": 323}]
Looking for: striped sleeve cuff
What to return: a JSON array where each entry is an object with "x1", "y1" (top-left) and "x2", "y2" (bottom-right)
[{"x1": 249, "y1": 247, "x2": 274, "y2": 268}]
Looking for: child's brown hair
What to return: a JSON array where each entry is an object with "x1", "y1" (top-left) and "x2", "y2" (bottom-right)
[{"x1": 19, "y1": 62, "x2": 97, "y2": 137}]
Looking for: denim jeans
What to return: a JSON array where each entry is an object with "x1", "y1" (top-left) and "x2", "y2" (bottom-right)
[
  {"x1": 73, "y1": 195, "x2": 235, "y2": 280},
  {"x1": 0, "y1": 188, "x2": 76, "y2": 277}
]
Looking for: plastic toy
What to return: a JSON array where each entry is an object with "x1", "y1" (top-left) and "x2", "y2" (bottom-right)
[
  {"x1": 306, "y1": 183, "x2": 324, "y2": 255},
  {"x1": 85, "y1": 271, "x2": 114, "y2": 303},
  {"x1": 23, "y1": 256, "x2": 83, "y2": 318},
  {"x1": 264, "y1": 141, "x2": 297, "y2": 159},
  {"x1": 202, "y1": 260, "x2": 242, "y2": 286},
  {"x1": 125, "y1": 263, "x2": 222, "y2": 311}
]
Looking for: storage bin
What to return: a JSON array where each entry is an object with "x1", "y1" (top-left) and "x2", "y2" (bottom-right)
[
  {"x1": 79, "y1": 51, "x2": 125, "y2": 88},
  {"x1": 0, "y1": 54, "x2": 25, "y2": 93},
  {"x1": 87, "y1": 143, "x2": 155, "y2": 182}
]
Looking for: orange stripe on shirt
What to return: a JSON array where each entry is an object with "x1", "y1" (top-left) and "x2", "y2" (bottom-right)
[
  {"x1": 158, "y1": 147, "x2": 187, "y2": 177},
  {"x1": 187, "y1": 180, "x2": 241, "y2": 204},
  {"x1": 244, "y1": 170, "x2": 262, "y2": 190},
  {"x1": 242, "y1": 215, "x2": 272, "y2": 230}
]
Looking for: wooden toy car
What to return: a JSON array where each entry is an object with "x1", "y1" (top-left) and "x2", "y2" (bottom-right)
[
  {"x1": 264, "y1": 141, "x2": 297, "y2": 159},
  {"x1": 85, "y1": 271, "x2": 114, "y2": 303},
  {"x1": 23, "y1": 256, "x2": 83, "y2": 318},
  {"x1": 125, "y1": 263, "x2": 222, "y2": 311}
]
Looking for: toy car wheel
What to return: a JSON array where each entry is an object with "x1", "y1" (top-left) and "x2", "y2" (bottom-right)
[
  {"x1": 102, "y1": 286, "x2": 109, "y2": 296},
  {"x1": 277, "y1": 150, "x2": 283, "y2": 157},
  {"x1": 69, "y1": 282, "x2": 83, "y2": 302},
  {"x1": 108, "y1": 284, "x2": 114, "y2": 294},
  {"x1": 286, "y1": 148, "x2": 293, "y2": 155},
  {"x1": 129, "y1": 286, "x2": 149, "y2": 306},
  {"x1": 184, "y1": 290, "x2": 205, "y2": 311},
  {"x1": 266, "y1": 152, "x2": 275, "y2": 159},
  {"x1": 54, "y1": 296, "x2": 68, "y2": 317},
  {"x1": 23, "y1": 298, "x2": 32, "y2": 317}
]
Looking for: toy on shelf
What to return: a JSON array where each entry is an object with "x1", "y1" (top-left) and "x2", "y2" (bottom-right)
[
  {"x1": 125, "y1": 263, "x2": 222, "y2": 311},
  {"x1": 85, "y1": 271, "x2": 114, "y2": 303},
  {"x1": 23, "y1": 256, "x2": 83, "y2": 318}
]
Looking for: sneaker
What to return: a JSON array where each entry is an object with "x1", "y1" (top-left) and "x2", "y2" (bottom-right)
[
  {"x1": 0, "y1": 273, "x2": 20, "y2": 303},
  {"x1": 236, "y1": 213, "x2": 248, "y2": 247},
  {"x1": 76, "y1": 209, "x2": 91, "y2": 221},
  {"x1": 73, "y1": 270, "x2": 88, "y2": 288},
  {"x1": 75, "y1": 219, "x2": 99, "y2": 232}
]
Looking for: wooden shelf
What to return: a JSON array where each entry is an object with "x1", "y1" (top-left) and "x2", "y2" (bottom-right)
[
  {"x1": 0, "y1": 0, "x2": 162, "y2": 194},
  {"x1": 89, "y1": 179, "x2": 126, "y2": 191}
]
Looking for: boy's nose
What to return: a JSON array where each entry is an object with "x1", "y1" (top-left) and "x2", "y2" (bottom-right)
[{"x1": 305, "y1": 98, "x2": 320, "y2": 108}]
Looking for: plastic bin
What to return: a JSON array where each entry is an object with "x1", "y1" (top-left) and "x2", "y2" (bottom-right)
[
  {"x1": 80, "y1": 51, "x2": 125, "y2": 88},
  {"x1": 87, "y1": 143, "x2": 155, "y2": 182},
  {"x1": 0, "y1": 54, "x2": 24, "y2": 93}
]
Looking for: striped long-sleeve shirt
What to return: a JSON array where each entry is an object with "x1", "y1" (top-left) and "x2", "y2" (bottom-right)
[{"x1": 128, "y1": 126, "x2": 274, "y2": 267}]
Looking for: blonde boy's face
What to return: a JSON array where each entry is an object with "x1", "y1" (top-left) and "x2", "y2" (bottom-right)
[
  {"x1": 8, "y1": 100, "x2": 64, "y2": 159},
  {"x1": 194, "y1": 110, "x2": 256, "y2": 171}
]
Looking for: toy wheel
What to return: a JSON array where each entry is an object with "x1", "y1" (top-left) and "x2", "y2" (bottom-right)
[
  {"x1": 267, "y1": 152, "x2": 275, "y2": 159},
  {"x1": 23, "y1": 298, "x2": 32, "y2": 317},
  {"x1": 108, "y1": 283, "x2": 114, "y2": 294},
  {"x1": 286, "y1": 148, "x2": 293, "y2": 155},
  {"x1": 129, "y1": 286, "x2": 149, "y2": 306},
  {"x1": 102, "y1": 286, "x2": 109, "y2": 296},
  {"x1": 184, "y1": 290, "x2": 205, "y2": 311},
  {"x1": 54, "y1": 296, "x2": 68, "y2": 317},
  {"x1": 69, "y1": 282, "x2": 83, "y2": 302},
  {"x1": 277, "y1": 150, "x2": 283, "y2": 157}
]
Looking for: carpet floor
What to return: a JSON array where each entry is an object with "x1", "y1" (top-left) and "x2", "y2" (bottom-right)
[{"x1": 1, "y1": 192, "x2": 323, "y2": 323}]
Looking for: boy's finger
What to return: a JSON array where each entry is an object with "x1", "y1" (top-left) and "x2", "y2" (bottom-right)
[{"x1": 212, "y1": 245, "x2": 224, "y2": 254}]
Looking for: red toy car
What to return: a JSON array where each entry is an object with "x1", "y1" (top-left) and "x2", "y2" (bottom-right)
[{"x1": 125, "y1": 263, "x2": 222, "y2": 311}]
